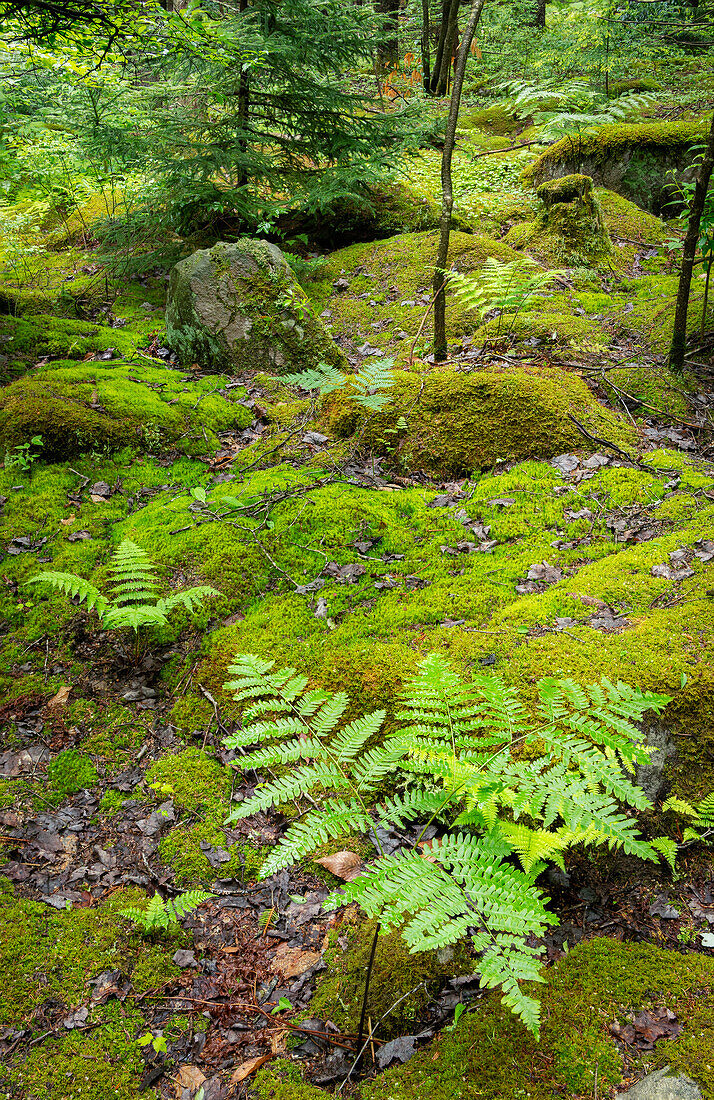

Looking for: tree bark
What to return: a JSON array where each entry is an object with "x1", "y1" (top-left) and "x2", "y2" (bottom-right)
[
  {"x1": 669, "y1": 111, "x2": 714, "y2": 372},
  {"x1": 430, "y1": 0, "x2": 459, "y2": 95},
  {"x1": 420, "y1": 0, "x2": 431, "y2": 90},
  {"x1": 375, "y1": 0, "x2": 400, "y2": 70},
  {"x1": 433, "y1": 0, "x2": 487, "y2": 360},
  {"x1": 533, "y1": 0, "x2": 545, "y2": 27}
]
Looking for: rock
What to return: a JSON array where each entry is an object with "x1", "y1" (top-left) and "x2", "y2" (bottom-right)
[
  {"x1": 635, "y1": 718, "x2": 677, "y2": 801},
  {"x1": 615, "y1": 1067, "x2": 702, "y2": 1100},
  {"x1": 165, "y1": 239, "x2": 343, "y2": 374}
]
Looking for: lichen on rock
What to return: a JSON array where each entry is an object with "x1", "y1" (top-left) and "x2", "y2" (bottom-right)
[{"x1": 165, "y1": 238, "x2": 344, "y2": 374}]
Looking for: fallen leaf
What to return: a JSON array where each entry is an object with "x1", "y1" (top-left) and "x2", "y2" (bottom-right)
[
  {"x1": 175, "y1": 1065, "x2": 206, "y2": 1094},
  {"x1": 229, "y1": 1055, "x2": 272, "y2": 1084},
  {"x1": 314, "y1": 850, "x2": 364, "y2": 881},
  {"x1": 46, "y1": 685, "x2": 72, "y2": 711},
  {"x1": 270, "y1": 1028, "x2": 288, "y2": 1054},
  {"x1": 60, "y1": 514, "x2": 76, "y2": 526},
  {"x1": 90, "y1": 494, "x2": 107, "y2": 504},
  {"x1": 270, "y1": 943, "x2": 321, "y2": 979}
]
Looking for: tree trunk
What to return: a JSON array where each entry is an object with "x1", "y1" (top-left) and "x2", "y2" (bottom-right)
[
  {"x1": 375, "y1": 0, "x2": 400, "y2": 70},
  {"x1": 421, "y1": 0, "x2": 431, "y2": 90},
  {"x1": 433, "y1": 0, "x2": 487, "y2": 359},
  {"x1": 669, "y1": 111, "x2": 714, "y2": 372},
  {"x1": 533, "y1": 0, "x2": 545, "y2": 27},
  {"x1": 430, "y1": 0, "x2": 459, "y2": 95}
]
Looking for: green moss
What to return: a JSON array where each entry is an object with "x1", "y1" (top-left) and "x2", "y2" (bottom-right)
[
  {"x1": 0, "y1": 359, "x2": 251, "y2": 459},
  {"x1": 47, "y1": 749, "x2": 99, "y2": 799},
  {"x1": 12, "y1": 1001, "x2": 155, "y2": 1100},
  {"x1": 321, "y1": 366, "x2": 636, "y2": 477},
  {"x1": 363, "y1": 938, "x2": 714, "y2": 1100},
  {"x1": 0, "y1": 313, "x2": 138, "y2": 375},
  {"x1": 253, "y1": 1059, "x2": 329, "y2": 1100},
  {"x1": 145, "y1": 746, "x2": 228, "y2": 811},
  {"x1": 506, "y1": 173, "x2": 613, "y2": 265},
  {"x1": 310, "y1": 915, "x2": 472, "y2": 1040}
]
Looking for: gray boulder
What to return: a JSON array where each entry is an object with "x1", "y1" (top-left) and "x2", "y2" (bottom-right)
[
  {"x1": 615, "y1": 1067, "x2": 702, "y2": 1100},
  {"x1": 165, "y1": 239, "x2": 343, "y2": 374}
]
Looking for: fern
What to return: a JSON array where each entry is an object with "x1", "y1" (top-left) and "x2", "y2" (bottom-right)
[
  {"x1": 448, "y1": 258, "x2": 565, "y2": 337},
  {"x1": 27, "y1": 539, "x2": 219, "y2": 634},
  {"x1": 222, "y1": 652, "x2": 671, "y2": 1037},
  {"x1": 497, "y1": 78, "x2": 657, "y2": 143},
  {"x1": 120, "y1": 890, "x2": 215, "y2": 933},
  {"x1": 283, "y1": 357, "x2": 394, "y2": 412},
  {"x1": 663, "y1": 790, "x2": 714, "y2": 845}
]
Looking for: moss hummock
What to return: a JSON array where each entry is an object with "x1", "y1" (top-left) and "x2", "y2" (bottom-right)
[
  {"x1": 505, "y1": 174, "x2": 613, "y2": 264},
  {"x1": 321, "y1": 366, "x2": 636, "y2": 477},
  {"x1": 0, "y1": 359, "x2": 251, "y2": 459}
]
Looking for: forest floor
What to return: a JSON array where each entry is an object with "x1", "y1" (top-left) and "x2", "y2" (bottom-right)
[{"x1": 1, "y1": 71, "x2": 714, "y2": 1100}]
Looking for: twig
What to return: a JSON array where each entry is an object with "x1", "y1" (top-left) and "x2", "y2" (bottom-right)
[
  {"x1": 236, "y1": 425, "x2": 306, "y2": 474},
  {"x1": 339, "y1": 982, "x2": 428, "y2": 1087}
]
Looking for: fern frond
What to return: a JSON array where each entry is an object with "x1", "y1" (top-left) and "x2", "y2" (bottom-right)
[
  {"x1": 650, "y1": 836, "x2": 678, "y2": 871},
  {"x1": 157, "y1": 586, "x2": 219, "y2": 614},
  {"x1": 25, "y1": 571, "x2": 108, "y2": 614},
  {"x1": 168, "y1": 890, "x2": 215, "y2": 920},
  {"x1": 330, "y1": 711, "x2": 386, "y2": 762},
  {"x1": 259, "y1": 801, "x2": 374, "y2": 875},
  {"x1": 100, "y1": 605, "x2": 169, "y2": 632},
  {"x1": 228, "y1": 762, "x2": 353, "y2": 818},
  {"x1": 498, "y1": 822, "x2": 571, "y2": 873}
]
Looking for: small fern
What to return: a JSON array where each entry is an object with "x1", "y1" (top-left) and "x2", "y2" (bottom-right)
[
  {"x1": 120, "y1": 890, "x2": 215, "y2": 934},
  {"x1": 284, "y1": 357, "x2": 394, "y2": 412},
  {"x1": 448, "y1": 258, "x2": 565, "y2": 337},
  {"x1": 223, "y1": 653, "x2": 671, "y2": 1036},
  {"x1": 498, "y1": 78, "x2": 658, "y2": 143},
  {"x1": 27, "y1": 539, "x2": 219, "y2": 634},
  {"x1": 663, "y1": 790, "x2": 714, "y2": 846}
]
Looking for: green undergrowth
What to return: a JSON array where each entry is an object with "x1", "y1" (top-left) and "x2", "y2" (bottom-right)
[
  {"x1": 0, "y1": 881, "x2": 191, "y2": 1099},
  {"x1": 144, "y1": 747, "x2": 266, "y2": 884},
  {"x1": 0, "y1": 358, "x2": 250, "y2": 459},
  {"x1": 165, "y1": 453, "x2": 714, "y2": 798},
  {"x1": 321, "y1": 366, "x2": 637, "y2": 476}
]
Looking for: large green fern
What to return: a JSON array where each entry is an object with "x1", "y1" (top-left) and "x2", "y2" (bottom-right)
[
  {"x1": 27, "y1": 539, "x2": 219, "y2": 634},
  {"x1": 223, "y1": 653, "x2": 670, "y2": 1036},
  {"x1": 448, "y1": 258, "x2": 565, "y2": 338},
  {"x1": 284, "y1": 357, "x2": 395, "y2": 412}
]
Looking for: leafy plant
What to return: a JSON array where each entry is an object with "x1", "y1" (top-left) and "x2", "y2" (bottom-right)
[
  {"x1": 4, "y1": 435, "x2": 43, "y2": 471},
  {"x1": 448, "y1": 258, "x2": 565, "y2": 338},
  {"x1": 138, "y1": 1031, "x2": 167, "y2": 1055},
  {"x1": 120, "y1": 890, "x2": 215, "y2": 934},
  {"x1": 663, "y1": 791, "x2": 714, "y2": 846},
  {"x1": 223, "y1": 652, "x2": 671, "y2": 1036},
  {"x1": 47, "y1": 749, "x2": 98, "y2": 798},
  {"x1": 26, "y1": 539, "x2": 219, "y2": 634},
  {"x1": 499, "y1": 78, "x2": 657, "y2": 143},
  {"x1": 284, "y1": 358, "x2": 395, "y2": 412}
]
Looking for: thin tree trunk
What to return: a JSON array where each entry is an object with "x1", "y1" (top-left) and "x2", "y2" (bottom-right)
[
  {"x1": 421, "y1": 0, "x2": 431, "y2": 90},
  {"x1": 431, "y1": 0, "x2": 459, "y2": 95},
  {"x1": 669, "y1": 112, "x2": 714, "y2": 372},
  {"x1": 376, "y1": 0, "x2": 400, "y2": 70},
  {"x1": 433, "y1": 0, "x2": 487, "y2": 360},
  {"x1": 533, "y1": 0, "x2": 545, "y2": 27},
  {"x1": 429, "y1": 0, "x2": 450, "y2": 94}
]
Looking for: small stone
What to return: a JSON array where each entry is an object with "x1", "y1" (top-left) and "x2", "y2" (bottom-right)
[
  {"x1": 615, "y1": 1067, "x2": 702, "y2": 1100},
  {"x1": 173, "y1": 949, "x2": 198, "y2": 968}
]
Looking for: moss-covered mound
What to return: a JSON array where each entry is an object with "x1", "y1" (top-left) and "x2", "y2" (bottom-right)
[
  {"x1": 0, "y1": 359, "x2": 252, "y2": 459},
  {"x1": 321, "y1": 366, "x2": 636, "y2": 476},
  {"x1": 522, "y1": 119, "x2": 709, "y2": 213},
  {"x1": 0, "y1": 313, "x2": 137, "y2": 380},
  {"x1": 505, "y1": 173, "x2": 613, "y2": 264}
]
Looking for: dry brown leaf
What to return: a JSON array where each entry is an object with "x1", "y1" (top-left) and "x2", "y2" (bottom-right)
[
  {"x1": 229, "y1": 1055, "x2": 272, "y2": 1084},
  {"x1": 90, "y1": 494, "x2": 107, "y2": 504},
  {"x1": 270, "y1": 1028, "x2": 288, "y2": 1054},
  {"x1": 60, "y1": 514, "x2": 76, "y2": 526},
  {"x1": 46, "y1": 685, "x2": 72, "y2": 711},
  {"x1": 174, "y1": 1064, "x2": 206, "y2": 1095},
  {"x1": 313, "y1": 850, "x2": 364, "y2": 881},
  {"x1": 270, "y1": 943, "x2": 321, "y2": 979}
]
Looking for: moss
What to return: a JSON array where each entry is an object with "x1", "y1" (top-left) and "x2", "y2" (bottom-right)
[
  {"x1": 321, "y1": 366, "x2": 636, "y2": 477},
  {"x1": 145, "y1": 747, "x2": 266, "y2": 884},
  {"x1": 47, "y1": 749, "x2": 99, "y2": 799},
  {"x1": 309, "y1": 914, "x2": 472, "y2": 1040},
  {"x1": 0, "y1": 313, "x2": 138, "y2": 375},
  {"x1": 0, "y1": 359, "x2": 251, "y2": 459},
  {"x1": 0, "y1": 886, "x2": 179, "y2": 1025},
  {"x1": 305, "y1": 229, "x2": 521, "y2": 365},
  {"x1": 507, "y1": 173, "x2": 614, "y2": 264},
  {"x1": 362, "y1": 938, "x2": 714, "y2": 1100},
  {"x1": 611, "y1": 77, "x2": 663, "y2": 95},
  {"x1": 252, "y1": 1059, "x2": 329, "y2": 1100},
  {"x1": 11, "y1": 1001, "x2": 155, "y2": 1100}
]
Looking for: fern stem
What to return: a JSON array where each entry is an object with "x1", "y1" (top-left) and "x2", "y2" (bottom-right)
[{"x1": 353, "y1": 922, "x2": 381, "y2": 1077}]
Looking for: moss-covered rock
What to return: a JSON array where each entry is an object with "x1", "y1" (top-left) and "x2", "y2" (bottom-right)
[
  {"x1": 165, "y1": 239, "x2": 344, "y2": 374},
  {"x1": 0, "y1": 359, "x2": 251, "y2": 459},
  {"x1": 0, "y1": 313, "x2": 137, "y2": 379},
  {"x1": 506, "y1": 173, "x2": 613, "y2": 264},
  {"x1": 321, "y1": 366, "x2": 636, "y2": 476},
  {"x1": 522, "y1": 119, "x2": 709, "y2": 213}
]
